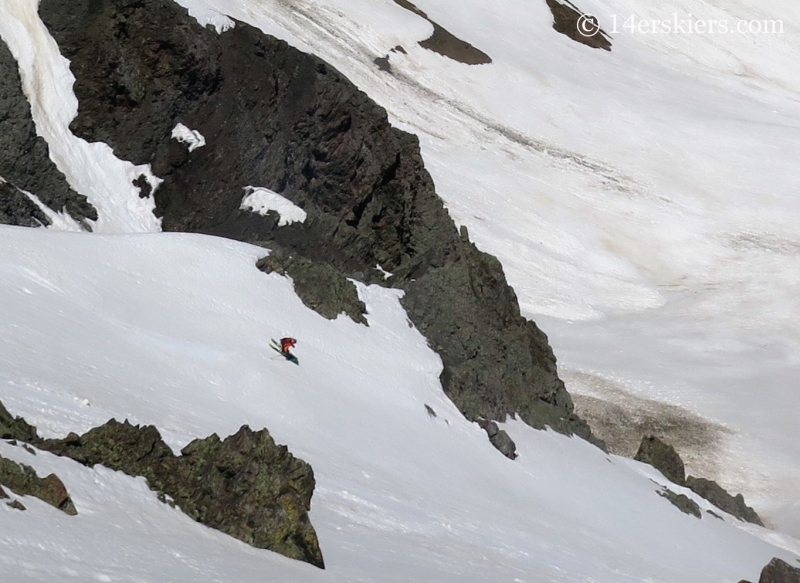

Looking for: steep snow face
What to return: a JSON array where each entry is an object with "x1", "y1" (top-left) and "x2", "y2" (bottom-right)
[
  {"x1": 0, "y1": 0, "x2": 162, "y2": 233},
  {"x1": 170, "y1": 0, "x2": 800, "y2": 532},
  {"x1": 0, "y1": 225, "x2": 797, "y2": 582}
]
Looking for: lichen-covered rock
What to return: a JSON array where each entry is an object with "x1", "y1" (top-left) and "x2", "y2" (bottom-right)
[
  {"x1": 685, "y1": 475, "x2": 763, "y2": 526},
  {"x1": 0, "y1": 399, "x2": 38, "y2": 442},
  {"x1": 39, "y1": 0, "x2": 600, "y2": 448},
  {"x1": 42, "y1": 419, "x2": 324, "y2": 568},
  {"x1": 658, "y1": 488, "x2": 700, "y2": 519},
  {"x1": 257, "y1": 250, "x2": 367, "y2": 325},
  {"x1": 634, "y1": 435, "x2": 686, "y2": 485},
  {"x1": 0, "y1": 455, "x2": 77, "y2": 515},
  {"x1": 178, "y1": 426, "x2": 321, "y2": 567},
  {"x1": 0, "y1": 39, "x2": 96, "y2": 227}
]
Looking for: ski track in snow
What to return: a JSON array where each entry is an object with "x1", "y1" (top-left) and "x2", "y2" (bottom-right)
[
  {"x1": 0, "y1": 226, "x2": 798, "y2": 582},
  {"x1": 173, "y1": 0, "x2": 800, "y2": 534}
]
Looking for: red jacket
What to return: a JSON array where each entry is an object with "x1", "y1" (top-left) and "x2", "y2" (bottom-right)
[{"x1": 280, "y1": 337, "x2": 297, "y2": 352}]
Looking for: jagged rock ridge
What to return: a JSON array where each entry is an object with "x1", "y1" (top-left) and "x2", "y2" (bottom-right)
[
  {"x1": 38, "y1": 0, "x2": 599, "y2": 447},
  {"x1": 0, "y1": 399, "x2": 323, "y2": 568},
  {"x1": 0, "y1": 39, "x2": 96, "y2": 227}
]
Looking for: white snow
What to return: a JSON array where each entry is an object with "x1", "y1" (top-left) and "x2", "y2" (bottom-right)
[
  {"x1": 170, "y1": 0, "x2": 800, "y2": 535},
  {"x1": 0, "y1": 0, "x2": 162, "y2": 233},
  {"x1": 240, "y1": 186, "x2": 308, "y2": 226},
  {"x1": 0, "y1": 225, "x2": 797, "y2": 582},
  {"x1": 171, "y1": 123, "x2": 207, "y2": 152}
]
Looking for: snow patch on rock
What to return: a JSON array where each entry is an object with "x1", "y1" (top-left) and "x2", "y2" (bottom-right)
[
  {"x1": 173, "y1": 0, "x2": 235, "y2": 33},
  {"x1": 240, "y1": 186, "x2": 307, "y2": 226},
  {"x1": 170, "y1": 123, "x2": 206, "y2": 152}
]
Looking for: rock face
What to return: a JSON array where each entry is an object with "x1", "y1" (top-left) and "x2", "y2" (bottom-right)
[
  {"x1": 257, "y1": 250, "x2": 368, "y2": 325},
  {"x1": 43, "y1": 420, "x2": 324, "y2": 568},
  {"x1": 684, "y1": 476, "x2": 764, "y2": 527},
  {"x1": 0, "y1": 454, "x2": 77, "y2": 515},
  {"x1": 634, "y1": 435, "x2": 686, "y2": 485},
  {"x1": 0, "y1": 39, "x2": 96, "y2": 227},
  {"x1": 39, "y1": 0, "x2": 599, "y2": 447}
]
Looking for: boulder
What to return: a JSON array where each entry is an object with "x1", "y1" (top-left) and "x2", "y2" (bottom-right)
[
  {"x1": 0, "y1": 455, "x2": 77, "y2": 515},
  {"x1": 634, "y1": 435, "x2": 685, "y2": 485}
]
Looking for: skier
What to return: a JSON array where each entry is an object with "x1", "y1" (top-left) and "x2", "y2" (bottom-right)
[{"x1": 279, "y1": 337, "x2": 297, "y2": 355}]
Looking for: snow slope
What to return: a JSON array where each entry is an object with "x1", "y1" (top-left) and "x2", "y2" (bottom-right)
[
  {"x1": 0, "y1": 225, "x2": 797, "y2": 582},
  {"x1": 159, "y1": 0, "x2": 800, "y2": 533}
]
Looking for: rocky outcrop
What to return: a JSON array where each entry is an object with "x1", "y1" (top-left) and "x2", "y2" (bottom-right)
[
  {"x1": 391, "y1": 0, "x2": 492, "y2": 65},
  {"x1": 0, "y1": 398, "x2": 323, "y2": 568},
  {"x1": 741, "y1": 558, "x2": 800, "y2": 583},
  {"x1": 685, "y1": 476, "x2": 764, "y2": 527},
  {"x1": 257, "y1": 249, "x2": 367, "y2": 325},
  {"x1": 0, "y1": 399, "x2": 38, "y2": 442},
  {"x1": 39, "y1": 0, "x2": 600, "y2": 448},
  {"x1": 635, "y1": 435, "x2": 763, "y2": 525},
  {"x1": 0, "y1": 39, "x2": 96, "y2": 227},
  {"x1": 0, "y1": 454, "x2": 77, "y2": 515},
  {"x1": 43, "y1": 420, "x2": 324, "y2": 568},
  {"x1": 544, "y1": 0, "x2": 612, "y2": 51},
  {"x1": 635, "y1": 435, "x2": 686, "y2": 485}
]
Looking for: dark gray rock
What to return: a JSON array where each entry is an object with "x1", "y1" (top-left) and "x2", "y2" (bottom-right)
[
  {"x1": 755, "y1": 558, "x2": 800, "y2": 583},
  {"x1": 257, "y1": 249, "x2": 367, "y2": 325},
  {"x1": 0, "y1": 454, "x2": 77, "y2": 515},
  {"x1": 634, "y1": 435, "x2": 685, "y2": 485},
  {"x1": 0, "y1": 38, "x2": 96, "y2": 227},
  {"x1": 0, "y1": 181, "x2": 50, "y2": 227},
  {"x1": 39, "y1": 0, "x2": 599, "y2": 448},
  {"x1": 685, "y1": 475, "x2": 764, "y2": 526},
  {"x1": 544, "y1": 0, "x2": 612, "y2": 51},
  {"x1": 41, "y1": 419, "x2": 324, "y2": 568},
  {"x1": 478, "y1": 419, "x2": 518, "y2": 460},
  {"x1": 658, "y1": 487, "x2": 701, "y2": 519},
  {"x1": 391, "y1": 0, "x2": 491, "y2": 65},
  {"x1": 424, "y1": 404, "x2": 437, "y2": 418}
]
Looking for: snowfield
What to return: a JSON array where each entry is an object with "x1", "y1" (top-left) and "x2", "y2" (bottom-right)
[
  {"x1": 0, "y1": 226, "x2": 797, "y2": 582},
  {"x1": 163, "y1": 0, "x2": 800, "y2": 534}
]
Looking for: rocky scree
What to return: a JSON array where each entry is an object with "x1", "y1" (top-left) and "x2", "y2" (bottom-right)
[
  {"x1": 39, "y1": 0, "x2": 600, "y2": 449},
  {"x1": 0, "y1": 39, "x2": 96, "y2": 228},
  {"x1": 0, "y1": 399, "x2": 323, "y2": 568}
]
